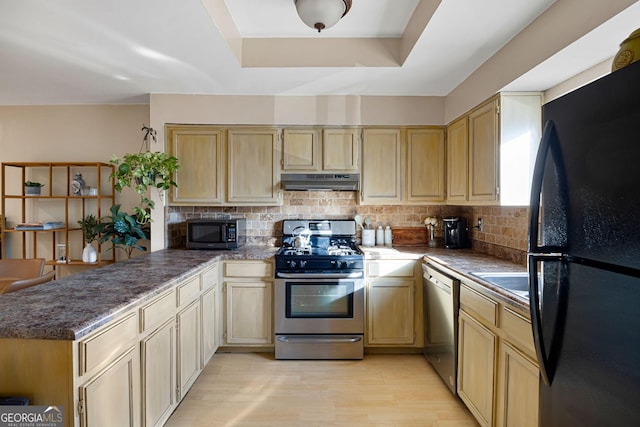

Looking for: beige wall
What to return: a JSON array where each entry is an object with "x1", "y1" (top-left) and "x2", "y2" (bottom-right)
[
  {"x1": 0, "y1": 104, "x2": 149, "y2": 259},
  {"x1": 444, "y1": 0, "x2": 637, "y2": 123}
]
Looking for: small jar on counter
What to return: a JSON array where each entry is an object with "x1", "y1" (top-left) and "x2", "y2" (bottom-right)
[
  {"x1": 384, "y1": 226, "x2": 393, "y2": 247},
  {"x1": 376, "y1": 226, "x2": 384, "y2": 246}
]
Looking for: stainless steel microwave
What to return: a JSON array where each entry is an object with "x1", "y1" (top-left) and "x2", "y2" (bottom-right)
[{"x1": 186, "y1": 218, "x2": 246, "y2": 249}]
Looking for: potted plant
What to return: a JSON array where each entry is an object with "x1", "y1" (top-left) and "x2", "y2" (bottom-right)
[
  {"x1": 78, "y1": 214, "x2": 100, "y2": 263},
  {"x1": 24, "y1": 180, "x2": 44, "y2": 196},
  {"x1": 108, "y1": 125, "x2": 180, "y2": 224},
  {"x1": 97, "y1": 204, "x2": 148, "y2": 259}
]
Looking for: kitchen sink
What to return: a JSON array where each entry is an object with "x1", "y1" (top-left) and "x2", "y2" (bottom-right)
[{"x1": 469, "y1": 271, "x2": 530, "y2": 299}]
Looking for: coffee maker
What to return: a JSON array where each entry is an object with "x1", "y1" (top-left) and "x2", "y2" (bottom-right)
[{"x1": 443, "y1": 217, "x2": 469, "y2": 249}]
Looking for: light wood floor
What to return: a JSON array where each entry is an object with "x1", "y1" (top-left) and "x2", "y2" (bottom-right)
[{"x1": 166, "y1": 352, "x2": 478, "y2": 427}]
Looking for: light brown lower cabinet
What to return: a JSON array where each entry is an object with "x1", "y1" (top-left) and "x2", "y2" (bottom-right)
[
  {"x1": 141, "y1": 318, "x2": 176, "y2": 427},
  {"x1": 457, "y1": 281, "x2": 540, "y2": 427},
  {"x1": 221, "y1": 260, "x2": 274, "y2": 347},
  {"x1": 458, "y1": 310, "x2": 496, "y2": 427},
  {"x1": 365, "y1": 259, "x2": 423, "y2": 348},
  {"x1": 495, "y1": 341, "x2": 539, "y2": 427},
  {"x1": 0, "y1": 261, "x2": 219, "y2": 427}
]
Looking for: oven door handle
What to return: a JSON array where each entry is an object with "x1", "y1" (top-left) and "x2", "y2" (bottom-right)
[
  {"x1": 276, "y1": 272, "x2": 364, "y2": 279},
  {"x1": 277, "y1": 336, "x2": 362, "y2": 344}
]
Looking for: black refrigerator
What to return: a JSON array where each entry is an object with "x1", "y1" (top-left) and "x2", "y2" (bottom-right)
[{"x1": 528, "y1": 60, "x2": 640, "y2": 426}]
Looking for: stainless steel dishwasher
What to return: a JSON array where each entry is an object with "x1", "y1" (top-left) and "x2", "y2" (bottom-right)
[{"x1": 422, "y1": 263, "x2": 459, "y2": 395}]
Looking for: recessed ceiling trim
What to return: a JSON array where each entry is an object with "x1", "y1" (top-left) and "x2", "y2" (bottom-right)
[
  {"x1": 242, "y1": 38, "x2": 401, "y2": 67},
  {"x1": 204, "y1": 0, "x2": 439, "y2": 68}
]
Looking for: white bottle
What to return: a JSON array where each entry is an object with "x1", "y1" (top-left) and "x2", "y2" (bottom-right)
[
  {"x1": 384, "y1": 226, "x2": 393, "y2": 247},
  {"x1": 376, "y1": 225, "x2": 384, "y2": 246}
]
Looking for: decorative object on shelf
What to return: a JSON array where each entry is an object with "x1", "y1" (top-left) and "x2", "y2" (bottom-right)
[
  {"x1": 56, "y1": 243, "x2": 67, "y2": 263},
  {"x1": 612, "y1": 27, "x2": 640, "y2": 71},
  {"x1": 109, "y1": 124, "x2": 180, "y2": 224},
  {"x1": 71, "y1": 172, "x2": 85, "y2": 196},
  {"x1": 424, "y1": 216, "x2": 439, "y2": 248},
  {"x1": 78, "y1": 214, "x2": 99, "y2": 263},
  {"x1": 295, "y1": 0, "x2": 352, "y2": 32},
  {"x1": 97, "y1": 204, "x2": 148, "y2": 259},
  {"x1": 24, "y1": 181, "x2": 44, "y2": 196}
]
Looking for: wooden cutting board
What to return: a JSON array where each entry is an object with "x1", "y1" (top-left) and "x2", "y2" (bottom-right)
[{"x1": 390, "y1": 227, "x2": 428, "y2": 246}]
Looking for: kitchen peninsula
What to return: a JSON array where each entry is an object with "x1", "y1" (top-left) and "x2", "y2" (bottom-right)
[{"x1": 0, "y1": 246, "x2": 530, "y2": 427}]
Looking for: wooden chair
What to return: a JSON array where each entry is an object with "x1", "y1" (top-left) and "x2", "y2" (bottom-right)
[{"x1": 0, "y1": 258, "x2": 55, "y2": 294}]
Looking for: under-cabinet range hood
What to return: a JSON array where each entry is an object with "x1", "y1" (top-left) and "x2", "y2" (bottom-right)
[{"x1": 281, "y1": 173, "x2": 360, "y2": 191}]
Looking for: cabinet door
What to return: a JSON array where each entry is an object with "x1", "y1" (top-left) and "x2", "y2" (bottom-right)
[
  {"x1": 322, "y1": 128, "x2": 360, "y2": 171},
  {"x1": 168, "y1": 127, "x2": 223, "y2": 204},
  {"x1": 360, "y1": 128, "x2": 402, "y2": 204},
  {"x1": 201, "y1": 286, "x2": 217, "y2": 366},
  {"x1": 177, "y1": 300, "x2": 201, "y2": 399},
  {"x1": 446, "y1": 117, "x2": 469, "y2": 203},
  {"x1": 227, "y1": 129, "x2": 280, "y2": 204},
  {"x1": 282, "y1": 128, "x2": 319, "y2": 171},
  {"x1": 225, "y1": 281, "x2": 273, "y2": 345},
  {"x1": 496, "y1": 341, "x2": 539, "y2": 427},
  {"x1": 79, "y1": 346, "x2": 140, "y2": 427},
  {"x1": 141, "y1": 319, "x2": 176, "y2": 427},
  {"x1": 406, "y1": 128, "x2": 445, "y2": 203},
  {"x1": 458, "y1": 309, "x2": 496, "y2": 427},
  {"x1": 468, "y1": 99, "x2": 499, "y2": 203},
  {"x1": 367, "y1": 278, "x2": 415, "y2": 345}
]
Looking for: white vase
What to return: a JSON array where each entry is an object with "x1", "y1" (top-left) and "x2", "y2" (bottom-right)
[{"x1": 82, "y1": 242, "x2": 97, "y2": 263}]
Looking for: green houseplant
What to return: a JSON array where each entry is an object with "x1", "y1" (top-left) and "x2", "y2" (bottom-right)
[
  {"x1": 98, "y1": 204, "x2": 148, "y2": 259},
  {"x1": 108, "y1": 125, "x2": 180, "y2": 224},
  {"x1": 24, "y1": 180, "x2": 44, "y2": 196},
  {"x1": 78, "y1": 214, "x2": 100, "y2": 263}
]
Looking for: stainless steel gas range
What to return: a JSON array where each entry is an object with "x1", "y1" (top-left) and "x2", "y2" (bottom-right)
[{"x1": 274, "y1": 219, "x2": 365, "y2": 360}]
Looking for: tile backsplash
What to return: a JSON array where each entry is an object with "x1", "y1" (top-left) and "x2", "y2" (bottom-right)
[{"x1": 166, "y1": 191, "x2": 529, "y2": 264}]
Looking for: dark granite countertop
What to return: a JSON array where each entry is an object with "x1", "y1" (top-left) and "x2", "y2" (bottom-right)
[
  {"x1": 364, "y1": 245, "x2": 529, "y2": 311},
  {"x1": 0, "y1": 244, "x2": 529, "y2": 340},
  {"x1": 0, "y1": 246, "x2": 278, "y2": 341}
]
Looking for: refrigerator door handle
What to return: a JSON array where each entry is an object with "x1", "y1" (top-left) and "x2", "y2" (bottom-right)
[
  {"x1": 529, "y1": 255, "x2": 549, "y2": 384},
  {"x1": 528, "y1": 120, "x2": 568, "y2": 254},
  {"x1": 529, "y1": 254, "x2": 565, "y2": 386},
  {"x1": 528, "y1": 122, "x2": 549, "y2": 253}
]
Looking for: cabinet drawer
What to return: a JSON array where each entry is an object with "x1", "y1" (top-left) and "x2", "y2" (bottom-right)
[
  {"x1": 367, "y1": 260, "x2": 415, "y2": 277},
  {"x1": 79, "y1": 311, "x2": 138, "y2": 376},
  {"x1": 501, "y1": 306, "x2": 536, "y2": 358},
  {"x1": 177, "y1": 276, "x2": 200, "y2": 307},
  {"x1": 140, "y1": 290, "x2": 175, "y2": 333},
  {"x1": 201, "y1": 264, "x2": 218, "y2": 291},
  {"x1": 460, "y1": 284, "x2": 497, "y2": 326},
  {"x1": 224, "y1": 261, "x2": 272, "y2": 278}
]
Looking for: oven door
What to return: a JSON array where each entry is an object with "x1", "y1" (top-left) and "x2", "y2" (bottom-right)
[{"x1": 274, "y1": 272, "x2": 365, "y2": 335}]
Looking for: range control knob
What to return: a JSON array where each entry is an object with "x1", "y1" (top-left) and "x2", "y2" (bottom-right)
[{"x1": 288, "y1": 260, "x2": 297, "y2": 269}]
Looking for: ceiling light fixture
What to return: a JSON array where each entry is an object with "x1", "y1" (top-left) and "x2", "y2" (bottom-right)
[{"x1": 294, "y1": 0, "x2": 352, "y2": 33}]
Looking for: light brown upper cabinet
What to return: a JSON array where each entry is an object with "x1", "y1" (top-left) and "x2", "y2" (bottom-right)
[
  {"x1": 468, "y1": 98, "x2": 500, "y2": 203},
  {"x1": 446, "y1": 93, "x2": 542, "y2": 206},
  {"x1": 168, "y1": 125, "x2": 224, "y2": 205},
  {"x1": 282, "y1": 128, "x2": 319, "y2": 171},
  {"x1": 360, "y1": 128, "x2": 402, "y2": 204},
  {"x1": 360, "y1": 127, "x2": 445, "y2": 205},
  {"x1": 227, "y1": 128, "x2": 280, "y2": 204},
  {"x1": 322, "y1": 128, "x2": 360, "y2": 172},
  {"x1": 406, "y1": 128, "x2": 445, "y2": 203},
  {"x1": 446, "y1": 116, "x2": 469, "y2": 203},
  {"x1": 281, "y1": 127, "x2": 360, "y2": 172}
]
